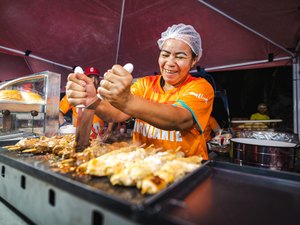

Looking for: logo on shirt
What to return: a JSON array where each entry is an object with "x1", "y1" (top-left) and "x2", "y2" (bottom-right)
[
  {"x1": 184, "y1": 92, "x2": 208, "y2": 104},
  {"x1": 133, "y1": 120, "x2": 182, "y2": 142}
]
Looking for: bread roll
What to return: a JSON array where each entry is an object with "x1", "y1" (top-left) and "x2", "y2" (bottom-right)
[
  {"x1": 0, "y1": 90, "x2": 23, "y2": 100},
  {"x1": 21, "y1": 91, "x2": 43, "y2": 102}
]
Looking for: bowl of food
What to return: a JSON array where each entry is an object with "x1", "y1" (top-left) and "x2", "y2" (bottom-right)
[{"x1": 208, "y1": 132, "x2": 233, "y2": 154}]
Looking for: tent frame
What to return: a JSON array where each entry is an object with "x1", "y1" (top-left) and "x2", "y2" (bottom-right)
[
  {"x1": 198, "y1": 0, "x2": 299, "y2": 139},
  {"x1": 1, "y1": 1, "x2": 299, "y2": 139},
  {"x1": 293, "y1": 55, "x2": 300, "y2": 140}
]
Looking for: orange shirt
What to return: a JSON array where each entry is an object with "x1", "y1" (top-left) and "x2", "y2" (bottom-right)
[
  {"x1": 203, "y1": 116, "x2": 220, "y2": 142},
  {"x1": 59, "y1": 95, "x2": 105, "y2": 139},
  {"x1": 131, "y1": 74, "x2": 214, "y2": 159}
]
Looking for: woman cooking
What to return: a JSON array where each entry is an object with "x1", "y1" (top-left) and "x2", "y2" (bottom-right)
[{"x1": 66, "y1": 23, "x2": 214, "y2": 160}]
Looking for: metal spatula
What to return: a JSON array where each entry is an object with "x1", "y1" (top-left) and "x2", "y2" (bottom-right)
[
  {"x1": 73, "y1": 66, "x2": 91, "y2": 151},
  {"x1": 75, "y1": 105, "x2": 94, "y2": 152}
]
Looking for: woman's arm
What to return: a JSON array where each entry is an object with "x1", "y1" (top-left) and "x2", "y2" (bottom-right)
[
  {"x1": 66, "y1": 72, "x2": 130, "y2": 122},
  {"x1": 66, "y1": 67, "x2": 195, "y2": 130},
  {"x1": 119, "y1": 94, "x2": 194, "y2": 130},
  {"x1": 98, "y1": 65, "x2": 195, "y2": 130},
  {"x1": 94, "y1": 100, "x2": 131, "y2": 122}
]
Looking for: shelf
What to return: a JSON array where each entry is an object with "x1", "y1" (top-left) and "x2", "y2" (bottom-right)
[{"x1": 231, "y1": 119, "x2": 282, "y2": 123}]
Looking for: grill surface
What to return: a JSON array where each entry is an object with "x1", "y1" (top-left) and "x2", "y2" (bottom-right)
[{"x1": 1, "y1": 144, "x2": 300, "y2": 225}]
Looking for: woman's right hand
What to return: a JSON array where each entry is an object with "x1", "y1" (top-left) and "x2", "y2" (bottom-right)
[
  {"x1": 98, "y1": 64, "x2": 133, "y2": 110},
  {"x1": 66, "y1": 72, "x2": 96, "y2": 107}
]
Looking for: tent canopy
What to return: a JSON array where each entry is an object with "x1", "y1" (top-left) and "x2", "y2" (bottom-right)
[{"x1": 0, "y1": 0, "x2": 299, "y2": 85}]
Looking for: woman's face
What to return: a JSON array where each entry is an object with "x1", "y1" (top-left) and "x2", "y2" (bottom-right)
[{"x1": 158, "y1": 39, "x2": 197, "y2": 86}]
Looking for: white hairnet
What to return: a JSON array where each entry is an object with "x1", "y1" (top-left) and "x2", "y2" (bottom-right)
[{"x1": 157, "y1": 23, "x2": 202, "y2": 61}]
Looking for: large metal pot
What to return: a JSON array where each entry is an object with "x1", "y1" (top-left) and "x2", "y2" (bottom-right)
[{"x1": 230, "y1": 138, "x2": 298, "y2": 171}]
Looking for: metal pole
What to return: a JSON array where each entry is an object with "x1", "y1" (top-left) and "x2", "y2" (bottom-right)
[
  {"x1": 293, "y1": 55, "x2": 300, "y2": 140},
  {"x1": 190, "y1": 57, "x2": 291, "y2": 73},
  {"x1": 197, "y1": 0, "x2": 294, "y2": 56},
  {"x1": 0, "y1": 45, "x2": 72, "y2": 70},
  {"x1": 115, "y1": 0, "x2": 126, "y2": 64}
]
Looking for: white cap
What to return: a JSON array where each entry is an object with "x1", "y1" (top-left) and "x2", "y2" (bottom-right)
[{"x1": 157, "y1": 23, "x2": 202, "y2": 62}]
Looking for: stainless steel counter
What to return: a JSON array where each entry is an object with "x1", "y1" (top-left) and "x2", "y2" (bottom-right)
[{"x1": 0, "y1": 197, "x2": 32, "y2": 225}]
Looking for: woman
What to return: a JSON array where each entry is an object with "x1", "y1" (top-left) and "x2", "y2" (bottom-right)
[{"x1": 66, "y1": 24, "x2": 214, "y2": 159}]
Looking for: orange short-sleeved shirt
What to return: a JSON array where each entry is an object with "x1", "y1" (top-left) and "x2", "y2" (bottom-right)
[
  {"x1": 59, "y1": 95, "x2": 105, "y2": 139},
  {"x1": 130, "y1": 74, "x2": 214, "y2": 159}
]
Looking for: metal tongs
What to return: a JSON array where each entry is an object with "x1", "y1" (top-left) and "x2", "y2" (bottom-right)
[{"x1": 75, "y1": 64, "x2": 134, "y2": 152}]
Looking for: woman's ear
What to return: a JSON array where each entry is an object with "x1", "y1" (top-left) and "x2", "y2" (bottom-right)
[{"x1": 191, "y1": 58, "x2": 198, "y2": 68}]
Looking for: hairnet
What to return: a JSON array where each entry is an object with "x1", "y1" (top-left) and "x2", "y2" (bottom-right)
[{"x1": 157, "y1": 23, "x2": 202, "y2": 61}]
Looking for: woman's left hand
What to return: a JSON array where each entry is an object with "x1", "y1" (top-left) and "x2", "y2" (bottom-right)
[
  {"x1": 66, "y1": 72, "x2": 97, "y2": 107},
  {"x1": 98, "y1": 64, "x2": 133, "y2": 109}
]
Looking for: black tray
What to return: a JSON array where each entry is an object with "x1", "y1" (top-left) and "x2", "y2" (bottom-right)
[{"x1": 150, "y1": 161, "x2": 300, "y2": 225}]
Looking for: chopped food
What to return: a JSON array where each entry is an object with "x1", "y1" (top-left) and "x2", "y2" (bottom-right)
[{"x1": 3, "y1": 135, "x2": 202, "y2": 194}]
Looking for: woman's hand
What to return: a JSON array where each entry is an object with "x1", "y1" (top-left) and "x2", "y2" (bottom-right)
[
  {"x1": 65, "y1": 72, "x2": 97, "y2": 106},
  {"x1": 98, "y1": 64, "x2": 133, "y2": 110}
]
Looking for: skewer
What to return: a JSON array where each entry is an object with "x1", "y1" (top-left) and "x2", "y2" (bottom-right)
[
  {"x1": 138, "y1": 143, "x2": 147, "y2": 148},
  {"x1": 59, "y1": 158, "x2": 74, "y2": 164},
  {"x1": 145, "y1": 144, "x2": 154, "y2": 149},
  {"x1": 3, "y1": 145, "x2": 17, "y2": 148},
  {"x1": 175, "y1": 146, "x2": 182, "y2": 152},
  {"x1": 152, "y1": 147, "x2": 163, "y2": 153},
  {"x1": 22, "y1": 148, "x2": 38, "y2": 153},
  {"x1": 4, "y1": 146, "x2": 21, "y2": 151}
]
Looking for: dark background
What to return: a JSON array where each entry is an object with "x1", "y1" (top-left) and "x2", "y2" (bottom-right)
[
  {"x1": 60, "y1": 66, "x2": 294, "y2": 133},
  {"x1": 208, "y1": 66, "x2": 293, "y2": 132}
]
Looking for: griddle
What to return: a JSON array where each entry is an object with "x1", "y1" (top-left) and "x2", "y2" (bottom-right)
[
  {"x1": 1, "y1": 142, "x2": 300, "y2": 225},
  {"x1": 0, "y1": 143, "x2": 204, "y2": 217}
]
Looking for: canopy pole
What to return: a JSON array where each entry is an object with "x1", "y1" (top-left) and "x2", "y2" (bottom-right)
[
  {"x1": 0, "y1": 45, "x2": 72, "y2": 70},
  {"x1": 115, "y1": 0, "x2": 126, "y2": 64},
  {"x1": 190, "y1": 56, "x2": 291, "y2": 73},
  {"x1": 23, "y1": 57, "x2": 34, "y2": 74},
  {"x1": 197, "y1": 0, "x2": 294, "y2": 57},
  {"x1": 293, "y1": 55, "x2": 300, "y2": 140}
]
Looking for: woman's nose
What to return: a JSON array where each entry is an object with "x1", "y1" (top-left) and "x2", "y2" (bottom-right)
[{"x1": 165, "y1": 56, "x2": 176, "y2": 66}]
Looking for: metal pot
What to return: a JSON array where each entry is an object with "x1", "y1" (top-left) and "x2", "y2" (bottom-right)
[{"x1": 230, "y1": 138, "x2": 298, "y2": 171}]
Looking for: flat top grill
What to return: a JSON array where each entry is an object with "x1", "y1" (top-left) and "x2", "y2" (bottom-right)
[
  {"x1": 0, "y1": 146, "x2": 203, "y2": 213},
  {"x1": 1, "y1": 144, "x2": 300, "y2": 225},
  {"x1": 155, "y1": 162, "x2": 300, "y2": 225}
]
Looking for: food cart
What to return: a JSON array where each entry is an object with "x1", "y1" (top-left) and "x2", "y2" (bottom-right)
[{"x1": 0, "y1": 73, "x2": 299, "y2": 225}]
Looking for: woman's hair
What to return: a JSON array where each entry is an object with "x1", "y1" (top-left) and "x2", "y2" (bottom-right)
[{"x1": 157, "y1": 23, "x2": 202, "y2": 62}]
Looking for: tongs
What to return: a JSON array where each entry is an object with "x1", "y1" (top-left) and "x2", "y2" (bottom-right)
[{"x1": 75, "y1": 64, "x2": 133, "y2": 152}]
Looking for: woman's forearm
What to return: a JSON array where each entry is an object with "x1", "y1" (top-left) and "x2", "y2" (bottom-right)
[
  {"x1": 94, "y1": 100, "x2": 131, "y2": 123},
  {"x1": 119, "y1": 94, "x2": 194, "y2": 131}
]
